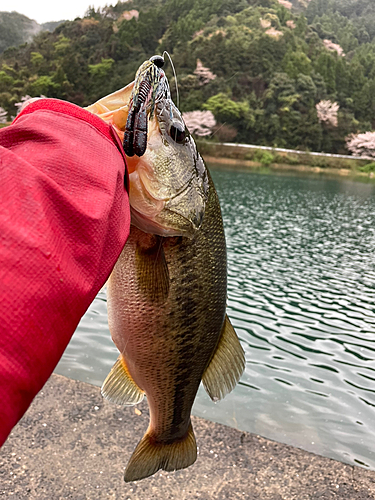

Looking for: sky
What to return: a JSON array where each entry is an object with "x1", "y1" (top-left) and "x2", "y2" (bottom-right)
[{"x1": 1, "y1": 0, "x2": 112, "y2": 24}]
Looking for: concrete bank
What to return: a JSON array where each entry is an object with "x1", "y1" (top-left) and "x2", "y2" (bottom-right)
[{"x1": 1, "y1": 374, "x2": 375, "y2": 500}]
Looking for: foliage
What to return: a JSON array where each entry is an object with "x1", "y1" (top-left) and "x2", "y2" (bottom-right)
[
  {"x1": 254, "y1": 149, "x2": 275, "y2": 165},
  {"x1": 359, "y1": 162, "x2": 375, "y2": 173},
  {"x1": 2, "y1": 0, "x2": 375, "y2": 153}
]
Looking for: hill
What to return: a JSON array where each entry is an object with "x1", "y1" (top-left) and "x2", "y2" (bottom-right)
[
  {"x1": 1, "y1": 0, "x2": 375, "y2": 154},
  {"x1": 0, "y1": 11, "x2": 66, "y2": 54}
]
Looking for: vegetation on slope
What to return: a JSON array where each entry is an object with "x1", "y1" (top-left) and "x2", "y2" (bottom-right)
[
  {"x1": 0, "y1": 11, "x2": 66, "y2": 54},
  {"x1": 1, "y1": 0, "x2": 375, "y2": 154}
]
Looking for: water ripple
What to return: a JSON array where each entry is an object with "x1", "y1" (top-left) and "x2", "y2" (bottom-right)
[
  {"x1": 56, "y1": 168, "x2": 375, "y2": 470},
  {"x1": 212, "y1": 168, "x2": 375, "y2": 469}
]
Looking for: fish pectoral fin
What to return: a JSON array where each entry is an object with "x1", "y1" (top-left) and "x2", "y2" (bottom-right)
[
  {"x1": 136, "y1": 236, "x2": 170, "y2": 303},
  {"x1": 124, "y1": 421, "x2": 197, "y2": 482},
  {"x1": 101, "y1": 356, "x2": 144, "y2": 406},
  {"x1": 202, "y1": 314, "x2": 245, "y2": 401}
]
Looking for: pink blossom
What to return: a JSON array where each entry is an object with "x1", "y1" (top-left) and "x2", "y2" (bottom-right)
[
  {"x1": 277, "y1": 0, "x2": 292, "y2": 9},
  {"x1": 182, "y1": 111, "x2": 216, "y2": 137},
  {"x1": 346, "y1": 132, "x2": 375, "y2": 158},
  {"x1": 192, "y1": 29, "x2": 204, "y2": 39},
  {"x1": 122, "y1": 10, "x2": 139, "y2": 21},
  {"x1": 323, "y1": 39, "x2": 345, "y2": 57},
  {"x1": 194, "y1": 59, "x2": 216, "y2": 86},
  {"x1": 316, "y1": 100, "x2": 339, "y2": 127},
  {"x1": 260, "y1": 19, "x2": 271, "y2": 29},
  {"x1": 266, "y1": 28, "x2": 283, "y2": 39}
]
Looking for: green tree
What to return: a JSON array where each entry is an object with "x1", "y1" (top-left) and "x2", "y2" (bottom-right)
[
  {"x1": 283, "y1": 50, "x2": 312, "y2": 79},
  {"x1": 88, "y1": 58, "x2": 114, "y2": 78},
  {"x1": 27, "y1": 75, "x2": 58, "y2": 96}
]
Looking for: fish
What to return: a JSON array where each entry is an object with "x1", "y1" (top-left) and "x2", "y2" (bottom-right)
[{"x1": 86, "y1": 56, "x2": 245, "y2": 482}]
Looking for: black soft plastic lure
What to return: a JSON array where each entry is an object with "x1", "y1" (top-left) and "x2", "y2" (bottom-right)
[{"x1": 123, "y1": 55, "x2": 167, "y2": 157}]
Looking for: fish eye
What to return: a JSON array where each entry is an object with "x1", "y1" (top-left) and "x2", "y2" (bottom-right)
[
  {"x1": 150, "y1": 55, "x2": 164, "y2": 68},
  {"x1": 169, "y1": 122, "x2": 186, "y2": 144}
]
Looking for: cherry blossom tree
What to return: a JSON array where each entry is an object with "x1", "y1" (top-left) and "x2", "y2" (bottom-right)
[
  {"x1": 346, "y1": 132, "x2": 375, "y2": 158},
  {"x1": 277, "y1": 0, "x2": 292, "y2": 9},
  {"x1": 193, "y1": 59, "x2": 216, "y2": 86},
  {"x1": 260, "y1": 19, "x2": 271, "y2": 28},
  {"x1": 266, "y1": 28, "x2": 283, "y2": 39},
  {"x1": 316, "y1": 100, "x2": 339, "y2": 127},
  {"x1": 323, "y1": 39, "x2": 345, "y2": 57},
  {"x1": 182, "y1": 110, "x2": 216, "y2": 136},
  {"x1": 122, "y1": 10, "x2": 139, "y2": 20}
]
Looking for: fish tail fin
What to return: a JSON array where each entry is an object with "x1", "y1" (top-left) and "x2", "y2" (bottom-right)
[{"x1": 124, "y1": 421, "x2": 197, "y2": 482}]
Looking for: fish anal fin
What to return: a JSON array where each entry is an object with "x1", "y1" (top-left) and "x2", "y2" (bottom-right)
[
  {"x1": 101, "y1": 356, "x2": 144, "y2": 406},
  {"x1": 136, "y1": 236, "x2": 170, "y2": 303},
  {"x1": 124, "y1": 421, "x2": 197, "y2": 482},
  {"x1": 202, "y1": 314, "x2": 245, "y2": 401}
]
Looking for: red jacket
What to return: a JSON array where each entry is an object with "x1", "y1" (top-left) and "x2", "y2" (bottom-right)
[{"x1": 0, "y1": 99, "x2": 130, "y2": 446}]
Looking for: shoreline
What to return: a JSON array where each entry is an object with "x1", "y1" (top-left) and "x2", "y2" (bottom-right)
[
  {"x1": 205, "y1": 155, "x2": 368, "y2": 178},
  {"x1": 1, "y1": 374, "x2": 375, "y2": 499},
  {"x1": 198, "y1": 141, "x2": 375, "y2": 180}
]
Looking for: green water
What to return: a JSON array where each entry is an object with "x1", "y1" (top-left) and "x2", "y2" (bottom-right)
[{"x1": 55, "y1": 167, "x2": 375, "y2": 469}]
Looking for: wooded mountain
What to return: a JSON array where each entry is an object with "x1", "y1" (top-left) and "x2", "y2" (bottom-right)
[
  {"x1": 1, "y1": 0, "x2": 375, "y2": 153},
  {"x1": 0, "y1": 12, "x2": 65, "y2": 54}
]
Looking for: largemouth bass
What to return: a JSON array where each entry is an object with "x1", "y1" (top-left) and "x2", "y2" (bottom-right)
[{"x1": 87, "y1": 57, "x2": 245, "y2": 482}]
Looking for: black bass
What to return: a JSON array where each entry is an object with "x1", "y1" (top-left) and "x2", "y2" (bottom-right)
[{"x1": 86, "y1": 57, "x2": 245, "y2": 482}]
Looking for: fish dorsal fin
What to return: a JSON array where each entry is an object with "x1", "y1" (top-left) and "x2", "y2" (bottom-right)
[
  {"x1": 136, "y1": 236, "x2": 170, "y2": 303},
  {"x1": 101, "y1": 356, "x2": 144, "y2": 406},
  {"x1": 202, "y1": 314, "x2": 245, "y2": 401}
]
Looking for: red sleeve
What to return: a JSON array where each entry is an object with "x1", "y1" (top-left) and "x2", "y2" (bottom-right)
[{"x1": 0, "y1": 98, "x2": 130, "y2": 446}]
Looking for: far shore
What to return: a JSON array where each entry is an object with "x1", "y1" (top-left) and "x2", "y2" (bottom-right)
[
  {"x1": 205, "y1": 155, "x2": 375, "y2": 180},
  {"x1": 198, "y1": 140, "x2": 375, "y2": 180}
]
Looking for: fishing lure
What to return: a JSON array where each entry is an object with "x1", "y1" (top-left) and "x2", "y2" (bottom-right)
[{"x1": 123, "y1": 55, "x2": 169, "y2": 157}]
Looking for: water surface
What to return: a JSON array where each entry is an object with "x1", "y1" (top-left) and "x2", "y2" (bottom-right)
[{"x1": 55, "y1": 167, "x2": 375, "y2": 469}]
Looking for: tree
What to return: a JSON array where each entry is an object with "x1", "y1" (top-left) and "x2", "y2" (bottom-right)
[
  {"x1": 346, "y1": 131, "x2": 375, "y2": 158},
  {"x1": 88, "y1": 58, "x2": 114, "y2": 79},
  {"x1": 203, "y1": 93, "x2": 249, "y2": 123},
  {"x1": 283, "y1": 50, "x2": 312, "y2": 79},
  {"x1": 27, "y1": 76, "x2": 58, "y2": 97},
  {"x1": 316, "y1": 100, "x2": 339, "y2": 127},
  {"x1": 183, "y1": 110, "x2": 216, "y2": 136},
  {"x1": 193, "y1": 59, "x2": 216, "y2": 85}
]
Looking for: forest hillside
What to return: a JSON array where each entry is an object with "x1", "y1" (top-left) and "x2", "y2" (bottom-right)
[
  {"x1": 1, "y1": 0, "x2": 375, "y2": 154},
  {"x1": 0, "y1": 12, "x2": 65, "y2": 54}
]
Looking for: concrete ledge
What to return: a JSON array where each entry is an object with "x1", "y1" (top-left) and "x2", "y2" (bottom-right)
[{"x1": 1, "y1": 374, "x2": 375, "y2": 499}]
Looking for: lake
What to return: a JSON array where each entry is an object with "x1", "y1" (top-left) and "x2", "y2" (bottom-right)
[{"x1": 55, "y1": 166, "x2": 375, "y2": 469}]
